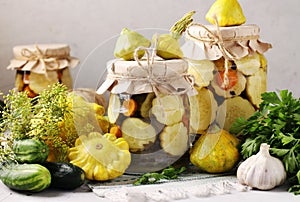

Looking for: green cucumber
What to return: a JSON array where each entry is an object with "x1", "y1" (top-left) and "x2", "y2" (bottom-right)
[
  {"x1": 0, "y1": 163, "x2": 51, "y2": 192},
  {"x1": 42, "y1": 162, "x2": 85, "y2": 190},
  {"x1": 13, "y1": 139, "x2": 49, "y2": 163}
]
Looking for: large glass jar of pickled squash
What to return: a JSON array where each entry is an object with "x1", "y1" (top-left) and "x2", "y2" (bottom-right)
[
  {"x1": 6, "y1": 44, "x2": 79, "y2": 97},
  {"x1": 97, "y1": 54, "x2": 196, "y2": 174},
  {"x1": 184, "y1": 24, "x2": 272, "y2": 133}
]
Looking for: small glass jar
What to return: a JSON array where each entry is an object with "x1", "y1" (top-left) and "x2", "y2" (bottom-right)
[
  {"x1": 97, "y1": 55, "x2": 196, "y2": 174},
  {"x1": 184, "y1": 24, "x2": 272, "y2": 132},
  {"x1": 7, "y1": 44, "x2": 79, "y2": 97}
]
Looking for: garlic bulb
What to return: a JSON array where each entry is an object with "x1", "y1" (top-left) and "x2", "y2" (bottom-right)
[{"x1": 237, "y1": 143, "x2": 286, "y2": 190}]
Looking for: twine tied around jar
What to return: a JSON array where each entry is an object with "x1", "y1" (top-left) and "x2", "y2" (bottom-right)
[
  {"x1": 103, "y1": 45, "x2": 196, "y2": 106},
  {"x1": 132, "y1": 46, "x2": 195, "y2": 98},
  {"x1": 186, "y1": 17, "x2": 260, "y2": 89},
  {"x1": 20, "y1": 45, "x2": 60, "y2": 78}
]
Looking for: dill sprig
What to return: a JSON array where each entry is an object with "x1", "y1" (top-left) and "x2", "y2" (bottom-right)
[
  {"x1": 0, "y1": 90, "x2": 33, "y2": 162},
  {"x1": 1, "y1": 90, "x2": 33, "y2": 139},
  {"x1": 1, "y1": 83, "x2": 105, "y2": 163},
  {"x1": 0, "y1": 83, "x2": 77, "y2": 162}
]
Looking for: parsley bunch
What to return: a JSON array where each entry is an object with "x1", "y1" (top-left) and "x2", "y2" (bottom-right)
[{"x1": 230, "y1": 90, "x2": 300, "y2": 194}]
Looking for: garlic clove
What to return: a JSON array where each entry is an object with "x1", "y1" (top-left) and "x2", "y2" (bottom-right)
[{"x1": 237, "y1": 143, "x2": 287, "y2": 190}]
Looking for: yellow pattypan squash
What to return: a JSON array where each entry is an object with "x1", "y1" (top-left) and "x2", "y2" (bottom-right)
[
  {"x1": 46, "y1": 94, "x2": 108, "y2": 162},
  {"x1": 155, "y1": 11, "x2": 195, "y2": 59},
  {"x1": 155, "y1": 34, "x2": 183, "y2": 59},
  {"x1": 190, "y1": 127, "x2": 239, "y2": 173},
  {"x1": 68, "y1": 132, "x2": 131, "y2": 181},
  {"x1": 114, "y1": 28, "x2": 151, "y2": 60},
  {"x1": 206, "y1": 0, "x2": 246, "y2": 27}
]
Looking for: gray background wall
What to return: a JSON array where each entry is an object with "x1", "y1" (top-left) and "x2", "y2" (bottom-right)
[{"x1": 0, "y1": 0, "x2": 299, "y2": 97}]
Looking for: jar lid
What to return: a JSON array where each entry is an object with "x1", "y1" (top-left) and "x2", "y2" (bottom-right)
[
  {"x1": 97, "y1": 58, "x2": 197, "y2": 96},
  {"x1": 185, "y1": 24, "x2": 272, "y2": 60},
  {"x1": 7, "y1": 44, "x2": 80, "y2": 74}
]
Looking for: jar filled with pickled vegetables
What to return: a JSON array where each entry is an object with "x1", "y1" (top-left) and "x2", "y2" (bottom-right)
[
  {"x1": 96, "y1": 12, "x2": 197, "y2": 174},
  {"x1": 97, "y1": 51, "x2": 196, "y2": 173},
  {"x1": 183, "y1": 2, "x2": 272, "y2": 133},
  {"x1": 7, "y1": 44, "x2": 79, "y2": 97}
]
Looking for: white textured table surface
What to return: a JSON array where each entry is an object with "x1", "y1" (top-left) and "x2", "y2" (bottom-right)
[{"x1": 0, "y1": 180, "x2": 299, "y2": 202}]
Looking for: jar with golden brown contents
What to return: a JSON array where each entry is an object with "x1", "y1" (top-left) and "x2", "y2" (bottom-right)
[
  {"x1": 185, "y1": 24, "x2": 271, "y2": 132},
  {"x1": 7, "y1": 44, "x2": 79, "y2": 97}
]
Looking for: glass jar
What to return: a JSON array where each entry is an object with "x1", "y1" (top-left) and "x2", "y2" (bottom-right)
[
  {"x1": 7, "y1": 44, "x2": 79, "y2": 97},
  {"x1": 184, "y1": 24, "x2": 272, "y2": 132},
  {"x1": 97, "y1": 53, "x2": 196, "y2": 174}
]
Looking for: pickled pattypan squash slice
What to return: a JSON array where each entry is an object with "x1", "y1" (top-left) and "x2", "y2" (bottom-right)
[
  {"x1": 68, "y1": 132, "x2": 131, "y2": 181},
  {"x1": 246, "y1": 68, "x2": 267, "y2": 108},
  {"x1": 107, "y1": 94, "x2": 121, "y2": 124},
  {"x1": 151, "y1": 94, "x2": 185, "y2": 126},
  {"x1": 187, "y1": 60, "x2": 215, "y2": 88},
  {"x1": 15, "y1": 73, "x2": 25, "y2": 92},
  {"x1": 160, "y1": 122, "x2": 188, "y2": 156},
  {"x1": 29, "y1": 71, "x2": 59, "y2": 94},
  {"x1": 234, "y1": 53, "x2": 261, "y2": 76},
  {"x1": 60, "y1": 68, "x2": 73, "y2": 89},
  {"x1": 206, "y1": 0, "x2": 246, "y2": 27},
  {"x1": 114, "y1": 28, "x2": 151, "y2": 60},
  {"x1": 121, "y1": 118, "x2": 156, "y2": 152},
  {"x1": 189, "y1": 87, "x2": 217, "y2": 134},
  {"x1": 216, "y1": 96, "x2": 255, "y2": 131},
  {"x1": 258, "y1": 53, "x2": 268, "y2": 71},
  {"x1": 155, "y1": 11, "x2": 195, "y2": 59}
]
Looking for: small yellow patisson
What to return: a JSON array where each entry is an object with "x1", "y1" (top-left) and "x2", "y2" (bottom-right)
[
  {"x1": 206, "y1": 0, "x2": 246, "y2": 26},
  {"x1": 114, "y1": 28, "x2": 151, "y2": 60},
  {"x1": 190, "y1": 126, "x2": 240, "y2": 173}
]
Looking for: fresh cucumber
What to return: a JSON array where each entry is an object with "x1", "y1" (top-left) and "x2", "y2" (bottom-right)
[
  {"x1": 0, "y1": 163, "x2": 51, "y2": 192},
  {"x1": 13, "y1": 139, "x2": 49, "y2": 164},
  {"x1": 42, "y1": 162, "x2": 85, "y2": 190}
]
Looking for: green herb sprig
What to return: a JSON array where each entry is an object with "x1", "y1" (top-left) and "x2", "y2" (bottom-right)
[
  {"x1": 133, "y1": 166, "x2": 186, "y2": 186},
  {"x1": 0, "y1": 90, "x2": 34, "y2": 162},
  {"x1": 0, "y1": 90, "x2": 33, "y2": 140},
  {"x1": 0, "y1": 83, "x2": 77, "y2": 162},
  {"x1": 230, "y1": 90, "x2": 300, "y2": 195}
]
